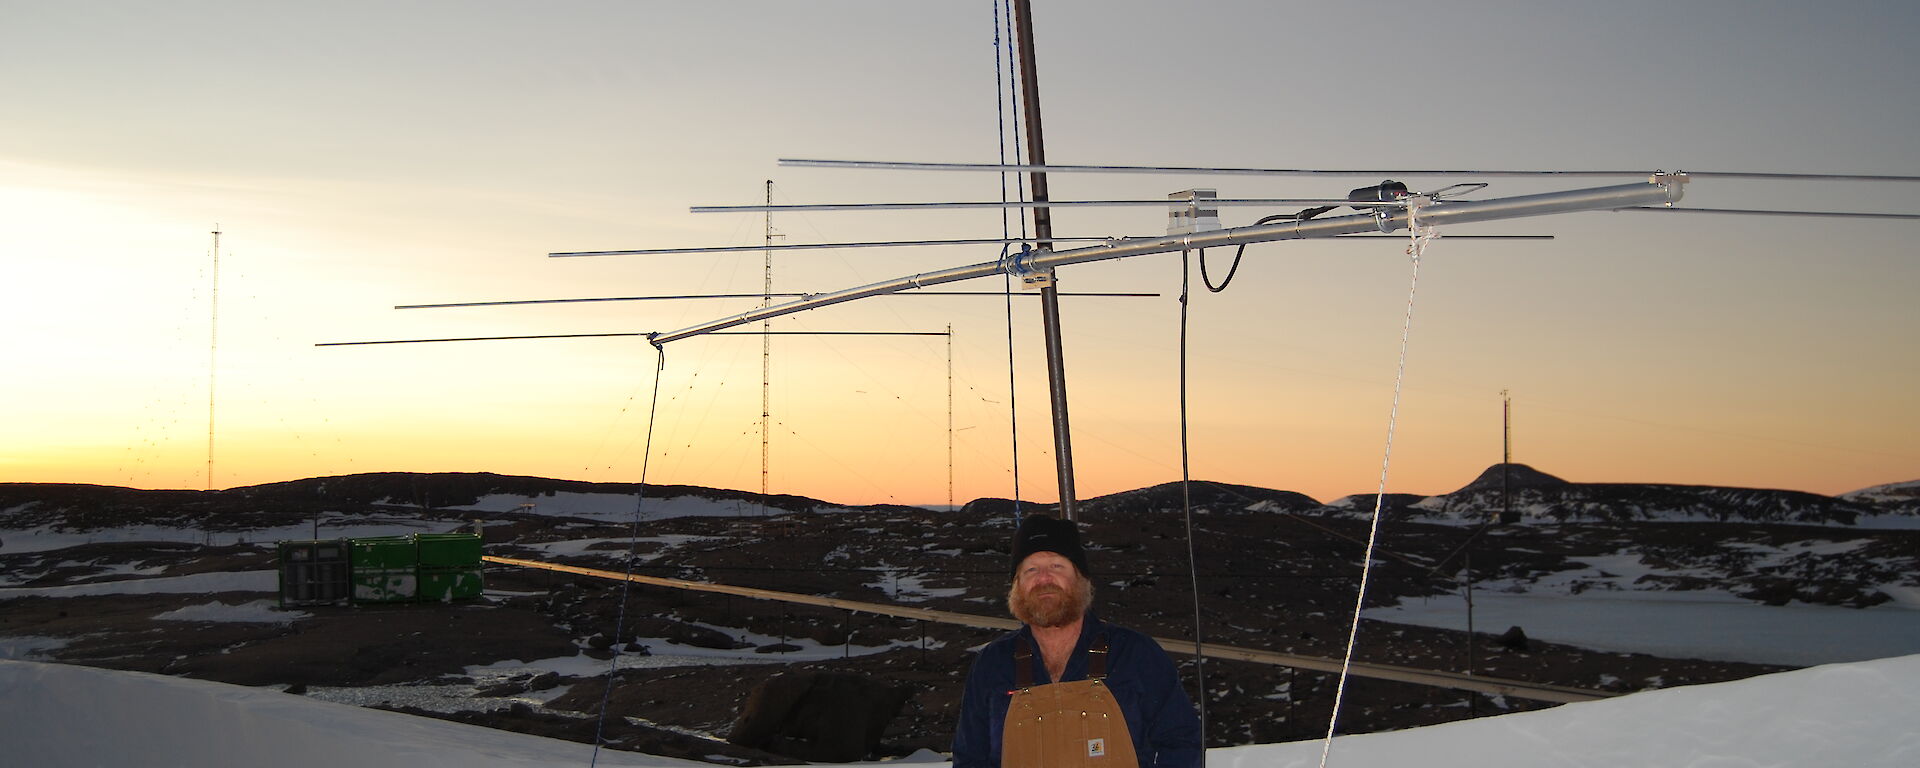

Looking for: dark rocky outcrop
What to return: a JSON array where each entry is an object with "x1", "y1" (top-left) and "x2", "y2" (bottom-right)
[
  {"x1": 625, "y1": 616, "x2": 752, "y2": 650},
  {"x1": 1496, "y1": 625, "x2": 1531, "y2": 652},
  {"x1": 728, "y1": 671, "x2": 913, "y2": 762}
]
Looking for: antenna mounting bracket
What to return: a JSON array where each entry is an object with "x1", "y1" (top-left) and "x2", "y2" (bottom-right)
[{"x1": 1005, "y1": 245, "x2": 1056, "y2": 290}]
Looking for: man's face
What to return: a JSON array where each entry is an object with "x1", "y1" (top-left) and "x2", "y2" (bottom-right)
[{"x1": 1008, "y1": 550, "x2": 1092, "y2": 628}]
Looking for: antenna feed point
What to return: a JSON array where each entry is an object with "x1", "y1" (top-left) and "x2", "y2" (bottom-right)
[{"x1": 1650, "y1": 170, "x2": 1689, "y2": 206}]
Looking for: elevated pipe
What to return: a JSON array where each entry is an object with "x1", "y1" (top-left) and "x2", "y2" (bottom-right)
[{"x1": 484, "y1": 554, "x2": 1610, "y2": 703}]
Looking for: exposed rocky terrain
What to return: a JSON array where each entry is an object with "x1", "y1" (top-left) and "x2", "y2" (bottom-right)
[{"x1": 3, "y1": 469, "x2": 1916, "y2": 764}]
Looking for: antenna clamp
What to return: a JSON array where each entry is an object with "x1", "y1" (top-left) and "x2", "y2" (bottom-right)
[{"x1": 1005, "y1": 245, "x2": 1057, "y2": 290}]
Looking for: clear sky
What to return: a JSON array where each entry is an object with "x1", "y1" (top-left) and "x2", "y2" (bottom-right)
[{"x1": 3, "y1": 0, "x2": 1916, "y2": 506}]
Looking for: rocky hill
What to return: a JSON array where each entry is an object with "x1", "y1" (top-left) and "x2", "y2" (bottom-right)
[
  {"x1": 1842, "y1": 479, "x2": 1920, "y2": 515},
  {"x1": 1395, "y1": 463, "x2": 1900, "y2": 526},
  {"x1": 0, "y1": 472, "x2": 918, "y2": 534}
]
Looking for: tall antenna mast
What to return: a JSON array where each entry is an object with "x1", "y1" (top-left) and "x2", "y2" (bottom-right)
[
  {"x1": 207, "y1": 224, "x2": 221, "y2": 492},
  {"x1": 1501, "y1": 389, "x2": 1515, "y2": 524},
  {"x1": 947, "y1": 323, "x2": 955, "y2": 511},
  {"x1": 1012, "y1": 0, "x2": 1080, "y2": 521},
  {"x1": 1502, "y1": 389, "x2": 1512, "y2": 465},
  {"x1": 1502, "y1": 389, "x2": 1512, "y2": 512},
  {"x1": 761, "y1": 180, "x2": 775, "y2": 515}
]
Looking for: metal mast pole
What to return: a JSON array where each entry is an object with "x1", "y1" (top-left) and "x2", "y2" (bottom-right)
[
  {"x1": 1012, "y1": 0, "x2": 1079, "y2": 521},
  {"x1": 947, "y1": 323, "x2": 956, "y2": 511},
  {"x1": 1502, "y1": 388, "x2": 1513, "y2": 519},
  {"x1": 762, "y1": 180, "x2": 774, "y2": 515},
  {"x1": 1503, "y1": 390, "x2": 1512, "y2": 463},
  {"x1": 207, "y1": 224, "x2": 220, "y2": 492}
]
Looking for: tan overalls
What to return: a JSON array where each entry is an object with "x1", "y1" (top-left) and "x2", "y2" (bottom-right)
[{"x1": 1002, "y1": 634, "x2": 1139, "y2": 768}]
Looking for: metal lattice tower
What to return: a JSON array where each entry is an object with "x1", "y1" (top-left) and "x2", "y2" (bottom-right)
[
  {"x1": 947, "y1": 323, "x2": 955, "y2": 511},
  {"x1": 207, "y1": 224, "x2": 221, "y2": 492},
  {"x1": 761, "y1": 181, "x2": 773, "y2": 515}
]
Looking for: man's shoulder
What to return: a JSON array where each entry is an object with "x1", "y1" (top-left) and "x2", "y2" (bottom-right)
[
  {"x1": 960, "y1": 627, "x2": 1028, "y2": 691},
  {"x1": 972, "y1": 626, "x2": 1028, "y2": 660},
  {"x1": 1090, "y1": 619, "x2": 1177, "y2": 664},
  {"x1": 1089, "y1": 618, "x2": 1157, "y2": 648}
]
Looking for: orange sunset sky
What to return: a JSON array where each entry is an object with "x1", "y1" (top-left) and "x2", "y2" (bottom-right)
[{"x1": 3, "y1": 1, "x2": 1916, "y2": 506}]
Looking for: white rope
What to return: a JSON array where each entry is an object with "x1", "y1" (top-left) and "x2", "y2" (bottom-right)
[
  {"x1": 589, "y1": 347, "x2": 668, "y2": 767},
  {"x1": 1317, "y1": 198, "x2": 1436, "y2": 768}
]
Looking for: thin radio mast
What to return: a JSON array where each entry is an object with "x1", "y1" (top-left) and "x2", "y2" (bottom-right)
[
  {"x1": 207, "y1": 224, "x2": 221, "y2": 492},
  {"x1": 1503, "y1": 389, "x2": 1512, "y2": 464},
  {"x1": 1502, "y1": 389, "x2": 1514, "y2": 523},
  {"x1": 947, "y1": 323, "x2": 955, "y2": 511},
  {"x1": 762, "y1": 180, "x2": 776, "y2": 516}
]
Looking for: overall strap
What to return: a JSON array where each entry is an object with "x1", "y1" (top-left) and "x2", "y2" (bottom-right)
[
  {"x1": 1013, "y1": 633, "x2": 1034, "y2": 689},
  {"x1": 1088, "y1": 632, "x2": 1110, "y2": 682}
]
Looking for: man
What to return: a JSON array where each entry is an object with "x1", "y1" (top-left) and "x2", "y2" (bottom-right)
[{"x1": 952, "y1": 514, "x2": 1202, "y2": 767}]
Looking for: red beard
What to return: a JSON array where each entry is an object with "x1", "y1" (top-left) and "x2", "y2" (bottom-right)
[{"x1": 1008, "y1": 577, "x2": 1092, "y2": 628}]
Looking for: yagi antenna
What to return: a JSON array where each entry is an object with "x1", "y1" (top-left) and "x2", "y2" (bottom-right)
[{"x1": 650, "y1": 176, "x2": 1697, "y2": 346}]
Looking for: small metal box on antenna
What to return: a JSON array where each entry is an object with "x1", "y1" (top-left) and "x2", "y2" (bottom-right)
[
  {"x1": 1167, "y1": 188, "x2": 1221, "y2": 235},
  {"x1": 1019, "y1": 268, "x2": 1056, "y2": 290}
]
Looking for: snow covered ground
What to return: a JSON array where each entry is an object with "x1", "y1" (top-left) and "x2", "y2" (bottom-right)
[
  {"x1": 521, "y1": 534, "x2": 718, "y2": 561},
  {"x1": 1370, "y1": 544, "x2": 1920, "y2": 666},
  {"x1": 5, "y1": 653, "x2": 1915, "y2": 767},
  {"x1": 1207, "y1": 653, "x2": 1920, "y2": 768},
  {"x1": 0, "y1": 569, "x2": 276, "y2": 599},
  {"x1": 0, "y1": 518, "x2": 438, "y2": 555},
  {"x1": 155, "y1": 599, "x2": 308, "y2": 624},
  {"x1": 1371, "y1": 590, "x2": 1920, "y2": 666},
  {"x1": 0, "y1": 658, "x2": 703, "y2": 768},
  {"x1": 865, "y1": 563, "x2": 968, "y2": 603}
]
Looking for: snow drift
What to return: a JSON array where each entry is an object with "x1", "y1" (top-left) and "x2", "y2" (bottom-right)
[{"x1": 5, "y1": 653, "x2": 1917, "y2": 767}]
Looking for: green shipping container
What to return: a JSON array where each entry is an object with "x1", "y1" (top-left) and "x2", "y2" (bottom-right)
[
  {"x1": 418, "y1": 565, "x2": 484, "y2": 602},
  {"x1": 414, "y1": 533, "x2": 482, "y2": 567},
  {"x1": 350, "y1": 536, "x2": 417, "y2": 603},
  {"x1": 351, "y1": 536, "x2": 416, "y2": 569}
]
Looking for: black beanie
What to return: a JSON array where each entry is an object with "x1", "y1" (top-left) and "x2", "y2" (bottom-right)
[{"x1": 1009, "y1": 514, "x2": 1091, "y2": 578}]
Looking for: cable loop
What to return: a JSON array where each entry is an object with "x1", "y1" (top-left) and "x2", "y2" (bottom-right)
[{"x1": 1200, "y1": 213, "x2": 1295, "y2": 292}]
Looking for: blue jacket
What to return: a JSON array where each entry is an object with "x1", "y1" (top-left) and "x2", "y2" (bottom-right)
[{"x1": 952, "y1": 615, "x2": 1202, "y2": 767}]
